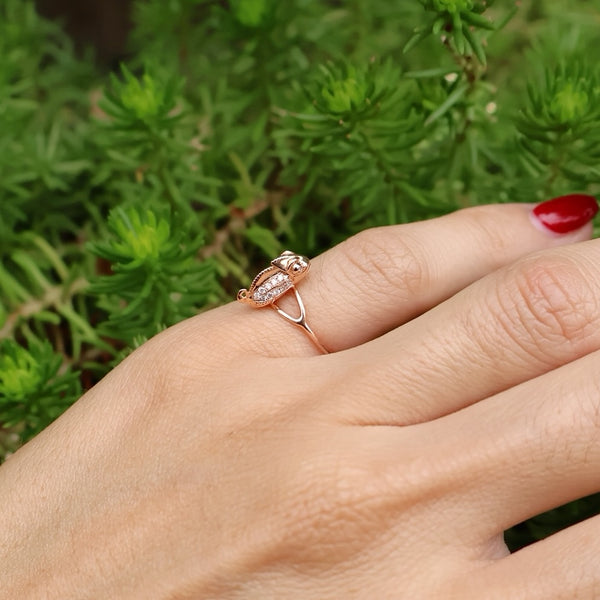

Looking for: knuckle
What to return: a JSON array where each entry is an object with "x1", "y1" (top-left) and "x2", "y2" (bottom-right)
[
  {"x1": 338, "y1": 227, "x2": 429, "y2": 300},
  {"x1": 145, "y1": 324, "x2": 219, "y2": 381},
  {"x1": 277, "y1": 452, "x2": 385, "y2": 560},
  {"x1": 495, "y1": 255, "x2": 599, "y2": 356},
  {"x1": 281, "y1": 443, "x2": 417, "y2": 536},
  {"x1": 288, "y1": 453, "x2": 374, "y2": 519},
  {"x1": 285, "y1": 442, "x2": 445, "y2": 526}
]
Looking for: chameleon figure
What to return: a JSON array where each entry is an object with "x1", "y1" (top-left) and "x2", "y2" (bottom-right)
[{"x1": 237, "y1": 251, "x2": 310, "y2": 307}]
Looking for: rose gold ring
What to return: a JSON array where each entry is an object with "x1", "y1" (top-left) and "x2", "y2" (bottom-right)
[{"x1": 237, "y1": 251, "x2": 328, "y2": 354}]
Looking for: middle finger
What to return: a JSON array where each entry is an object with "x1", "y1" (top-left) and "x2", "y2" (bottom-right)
[{"x1": 332, "y1": 238, "x2": 600, "y2": 425}]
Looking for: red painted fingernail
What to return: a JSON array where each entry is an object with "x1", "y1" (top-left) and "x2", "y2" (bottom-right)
[{"x1": 532, "y1": 194, "x2": 599, "y2": 234}]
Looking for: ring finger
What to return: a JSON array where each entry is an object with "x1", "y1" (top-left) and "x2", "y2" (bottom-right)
[{"x1": 225, "y1": 196, "x2": 597, "y2": 357}]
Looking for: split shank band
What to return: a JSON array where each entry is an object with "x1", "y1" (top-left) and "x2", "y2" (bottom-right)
[{"x1": 237, "y1": 251, "x2": 328, "y2": 354}]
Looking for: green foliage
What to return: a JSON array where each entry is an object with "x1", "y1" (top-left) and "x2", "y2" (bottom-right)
[
  {"x1": 91, "y1": 64, "x2": 217, "y2": 222},
  {"x1": 0, "y1": 337, "x2": 81, "y2": 448},
  {"x1": 406, "y1": 0, "x2": 499, "y2": 64},
  {"x1": 104, "y1": 64, "x2": 182, "y2": 127},
  {"x1": 275, "y1": 59, "x2": 429, "y2": 229},
  {"x1": 517, "y1": 62, "x2": 600, "y2": 189},
  {"x1": 0, "y1": 0, "x2": 94, "y2": 240},
  {"x1": 316, "y1": 63, "x2": 373, "y2": 115},
  {"x1": 0, "y1": 0, "x2": 599, "y2": 547},
  {"x1": 89, "y1": 207, "x2": 216, "y2": 344},
  {"x1": 231, "y1": 0, "x2": 276, "y2": 28}
]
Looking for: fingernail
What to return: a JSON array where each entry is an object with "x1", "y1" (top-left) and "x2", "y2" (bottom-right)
[{"x1": 532, "y1": 194, "x2": 599, "y2": 234}]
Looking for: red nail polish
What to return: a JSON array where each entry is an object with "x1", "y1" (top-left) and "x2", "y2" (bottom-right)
[{"x1": 532, "y1": 194, "x2": 599, "y2": 234}]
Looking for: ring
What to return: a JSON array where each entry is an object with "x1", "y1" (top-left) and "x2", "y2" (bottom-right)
[{"x1": 237, "y1": 251, "x2": 328, "y2": 354}]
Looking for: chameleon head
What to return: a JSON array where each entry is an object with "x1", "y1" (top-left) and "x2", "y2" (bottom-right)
[{"x1": 271, "y1": 250, "x2": 310, "y2": 282}]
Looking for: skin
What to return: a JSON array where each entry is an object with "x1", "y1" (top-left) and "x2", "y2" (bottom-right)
[{"x1": 1, "y1": 203, "x2": 600, "y2": 598}]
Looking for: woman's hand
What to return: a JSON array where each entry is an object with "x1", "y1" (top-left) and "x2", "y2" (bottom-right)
[{"x1": 2, "y1": 197, "x2": 600, "y2": 599}]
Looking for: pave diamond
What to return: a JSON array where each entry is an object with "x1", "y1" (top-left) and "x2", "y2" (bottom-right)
[{"x1": 251, "y1": 274, "x2": 293, "y2": 305}]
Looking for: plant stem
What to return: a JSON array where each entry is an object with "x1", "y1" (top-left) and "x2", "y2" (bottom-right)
[{"x1": 0, "y1": 277, "x2": 88, "y2": 340}]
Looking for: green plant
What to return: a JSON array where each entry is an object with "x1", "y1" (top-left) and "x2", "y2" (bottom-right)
[
  {"x1": 89, "y1": 206, "x2": 216, "y2": 344},
  {"x1": 0, "y1": 337, "x2": 81, "y2": 445},
  {"x1": 0, "y1": 0, "x2": 599, "y2": 548},
  {"x1": 517, "y1": 62, "x2": 600, "y2": 193}
]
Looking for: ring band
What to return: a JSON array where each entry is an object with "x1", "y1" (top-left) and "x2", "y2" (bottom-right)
[{"x1": 237, "y1": 251, "x2": 328, "y2": 354}]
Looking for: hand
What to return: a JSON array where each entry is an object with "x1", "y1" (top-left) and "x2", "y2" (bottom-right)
[{"x1": 1, "y1": 197, "x2": 600, "y2": 599}]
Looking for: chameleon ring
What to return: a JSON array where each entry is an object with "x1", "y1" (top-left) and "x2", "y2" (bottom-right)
[{"x1": 237, "y1": 251, "x2": 328, "y2": 354}]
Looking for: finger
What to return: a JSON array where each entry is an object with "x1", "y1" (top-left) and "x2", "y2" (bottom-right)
[
  {"x1": 467, "y1": 516, "x2": 600, "y2": 600},
  {"x1": 230, "y1": 196, "x2": 597, "y2": 357},
  {"x1": 397, "y1": 342, "x2": 600, "y2": 541},
  {"x1": 415, "y1": 347, "x2": 600, "y2": 538},
  {"x1": 340, "y1": 233, "x2": 600, "y2": 426}
]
